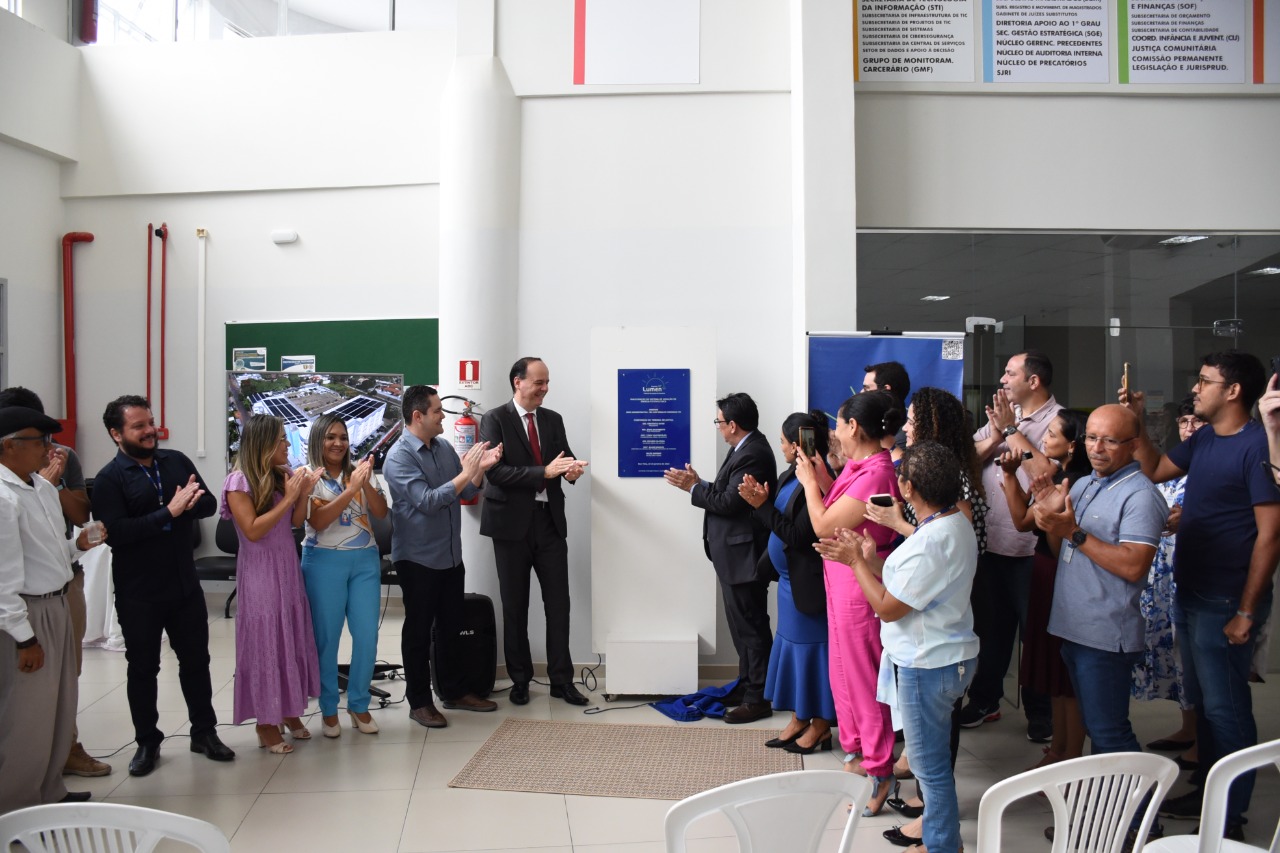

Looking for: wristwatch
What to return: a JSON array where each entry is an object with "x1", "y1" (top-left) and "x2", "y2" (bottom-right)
[
  {"x1": 1003, "y1": 424, "x2": 1019, "y2": 438},
  {"x1": 1070, "y1": 528, "x2": 1087, "y2": 548},
  {"x1": 15, "y1": 636, "x2": 38, "y2": 649}
]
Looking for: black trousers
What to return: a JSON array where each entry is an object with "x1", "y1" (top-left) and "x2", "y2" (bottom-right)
[
  {"x1": 396, "y1": 560, "x2": 466, "y2": 708},
  {"x1": 114, "y1": 589, "x2": 217, "y2": 747},
  {"x1": 968, "y1": 551, "x2": 1050, "y2": 720},
  {"x1": 492, "y1": 505, "x2": 573, "y2": 686},
  {"x1": 720, "y1": 577, "x2": 773, "y2": 704}
]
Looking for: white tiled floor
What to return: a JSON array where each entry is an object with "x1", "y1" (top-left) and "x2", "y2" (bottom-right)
[{"x1": 66, "y1": 596, "x2": 1280, "y2": 852}]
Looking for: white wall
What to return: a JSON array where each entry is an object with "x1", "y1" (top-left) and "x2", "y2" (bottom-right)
[
  {"x1": 66, "y1": 30, "x2": 452, "y2": 198},
  {"x1": 0, "y1": 10, "x2": 79, "y2": 159},
  {"x1": 855, "y1": 92, "x2": 1280, "y2": 231},
  {"x1": 0, "y1": 140, "x2": 68, "y2": 402}
]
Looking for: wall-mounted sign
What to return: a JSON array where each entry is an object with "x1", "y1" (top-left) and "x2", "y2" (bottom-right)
[{"x1": 618, "y1": 369, "x2": 690, "y2": 478}]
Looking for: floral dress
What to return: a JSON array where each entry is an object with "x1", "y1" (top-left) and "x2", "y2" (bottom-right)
[{"x1": 1131, "y1": 476, "x2": 1189, "y2": 707}]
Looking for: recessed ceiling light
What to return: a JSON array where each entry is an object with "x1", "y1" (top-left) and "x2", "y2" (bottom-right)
[
  {"x1": 1158, "y1": 235, "x2": 1209, "y2": 245},
  {"x1": 920, "y1": 295, "x2": 950, "y2": 302},
  {"x1": 1246, "y1": 267, "x2": 1280, "y2": 276}
]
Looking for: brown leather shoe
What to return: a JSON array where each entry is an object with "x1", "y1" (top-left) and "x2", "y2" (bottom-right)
[
  {"x1": 723, "y1": 701, "x2": 773, "y2": 724},
  {"x1": 64, "y1": 742, "x2": 112, "y2": 777},
  {"x1": 443, "y1": 693, "x2": 498, "y2": 712},
  {"x1": 409, "y1": 705, "x2": 448, "y2": 728}
]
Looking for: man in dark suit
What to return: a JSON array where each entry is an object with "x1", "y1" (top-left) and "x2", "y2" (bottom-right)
[
  {"x1": 665, "y1": 392, "x2": 777, "y2": 723},
  {"x1": 479, "y1": 357, "x2": 589, "y2": 706}
]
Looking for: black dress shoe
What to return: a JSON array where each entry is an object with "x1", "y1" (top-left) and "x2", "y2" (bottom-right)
[
  {"x1": 509, "y1": 682, "x2": 530, "y2": 705},
  {"x1": 190, "y1": 731, "x2": 236, "y2": 762},
  {"x1": 129, "y1": 742, "x2": 160, "y2": 777},
  {"x1": 883, "y1": 825, "x2": 922, "y2": 847},
  {"x1": 723, "y1": 701, "x2": 773, "y2": 724},
  {"x1": 765, "y1": 725, "x2": 809, "y2": 748},
  {"x1": 551, "y1": 683, "x2": 590, "y2": 706},
  {"x1": 60, "y1": 790, "x2": 92, "y2": 803},
  {"x1": 887, "y1": 795, "x2": 925, "y2": 819}
]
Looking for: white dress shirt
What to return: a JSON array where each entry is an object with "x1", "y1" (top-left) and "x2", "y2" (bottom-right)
[{"x1": 0, "y1": 464, "x2": 81, "y2": 644}]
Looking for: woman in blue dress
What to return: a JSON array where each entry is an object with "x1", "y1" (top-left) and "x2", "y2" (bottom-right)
[{"x1": 739, "y1": 410, "x2": 837, "y2": 753}]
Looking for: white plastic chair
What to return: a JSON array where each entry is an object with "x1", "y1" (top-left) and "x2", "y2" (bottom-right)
[
  {"x1": 0, "y1": 802, "x2": 230, "y2": 853},
  {"x1": 976, "y1": 752, "x2": 1178, "y2": 853},
  {"x1": 1144, "y1": 737, "x2": 1280, "y2": 853},
  {"x1": 664, "y1": 769, "x2": 872, "y2": 853}
]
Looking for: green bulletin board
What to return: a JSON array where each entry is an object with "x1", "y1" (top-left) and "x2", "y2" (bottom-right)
[{"x1": 225, "y1": 318, "x2": 439, "y2": 384}]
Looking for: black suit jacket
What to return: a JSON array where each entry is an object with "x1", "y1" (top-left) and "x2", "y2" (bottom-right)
[
  {"x1": 690, "y1": 431, "x2": 777, "y2": 585},
  {"x1": 479, "y1": 400, "x2": 575, "y2": 541},
  {"x1": 754, "y1": 466, "x2": 826, "y2": 615}
]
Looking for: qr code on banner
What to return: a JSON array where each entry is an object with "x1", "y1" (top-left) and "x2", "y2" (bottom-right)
[{"x1": 942, "y1": 340, "x2": 963, "y2": 360}]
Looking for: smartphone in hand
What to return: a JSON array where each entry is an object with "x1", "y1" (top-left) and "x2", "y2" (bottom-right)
[
  {"x1": 869, "y1": 494, "x2": 895, "y2": 508},
  {"x1": 798, "y1": 426, "x2": 816, "y2": 458}
]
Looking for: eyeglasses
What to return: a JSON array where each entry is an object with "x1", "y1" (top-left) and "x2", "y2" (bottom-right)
[
  {"x1": 1082, "y1": 434, "x2": 1135, "y2": 449},
  {"x1": 7, "y1": 434, "x2": 52, "y2": 447},
  {"x1": 1194, "y1": 375, "x2": 1233, "y2": 388},
  {"x1": 712, "y1": 419, "x2": 728, "y2": 426},
  {"x1": 1176, "y1": 417, "x2": 1204, "y2": 428}
]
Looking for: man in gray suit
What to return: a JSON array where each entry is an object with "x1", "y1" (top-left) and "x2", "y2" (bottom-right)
[{"x1": 666, "y1": 392, "x2": 777, "y2": 723}]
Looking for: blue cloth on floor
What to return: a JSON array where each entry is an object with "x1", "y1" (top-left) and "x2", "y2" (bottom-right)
[{"x1": 649, "y1": 679, "x2": 741, "y2": 722}]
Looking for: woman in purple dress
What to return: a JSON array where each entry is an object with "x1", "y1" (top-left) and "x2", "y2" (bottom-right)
[{"x1": 222, "y1": 414, "x2": 322, "y2": 754}]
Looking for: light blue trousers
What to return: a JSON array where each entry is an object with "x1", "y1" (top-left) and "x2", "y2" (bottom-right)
[{"x1": 301, "y1": 546, "x2": 381, "y2": 715}]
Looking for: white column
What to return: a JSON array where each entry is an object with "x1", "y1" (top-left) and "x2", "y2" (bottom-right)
[
  {"x1": 438, "y1": 0, "x2": 521, "y2": 603},
  {"x1": 790, "y1": 0, "x2": 857, "y2": 407}
]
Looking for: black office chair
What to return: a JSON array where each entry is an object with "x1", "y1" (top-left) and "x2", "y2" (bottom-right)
[{"x1": 193, "y1": 518, "x2": 240, "y2": 618}]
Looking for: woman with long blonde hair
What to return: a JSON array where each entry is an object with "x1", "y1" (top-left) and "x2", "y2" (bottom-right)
[{"x1": 221, "y1": 414, "x2": 322, "y2": 753}]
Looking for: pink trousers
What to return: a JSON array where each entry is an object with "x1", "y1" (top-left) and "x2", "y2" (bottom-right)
[{"x1": 825, "y1": 559, "x2": 895, "y2": 777}]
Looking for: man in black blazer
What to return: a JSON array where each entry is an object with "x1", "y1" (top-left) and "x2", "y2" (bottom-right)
[
  {"x1": 479, "y1": 357, "x2": 589, "y2": 706},
  {"x1": 665, "y1": 392, "x2": 777, "y2": 723}
]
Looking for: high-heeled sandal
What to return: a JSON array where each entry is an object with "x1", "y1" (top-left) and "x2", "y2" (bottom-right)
[
  {"x1": 783, "y1": 730, "x2": 833, "y2": 755},
  {"x1": 765, "y1": 723, "x2": 809, "y2": 749},
  {"x1": 883, "y1": 825, "x2": 923, "y2": 847},
  {"x1": 257, "y1": 728, "x2": 294, "y2": 754},
  {"x1": 863, "y1": 776, "x2": 898, "y2": 817},
  {"x1": 281, "y1": 718, "x2": 311, "y2": 740},
  {"x1": 887, "y1": 792, "x2": 924, "y2": 819},
  {"x1": 349, "y1": 710, "x2": 379, "y2": 734},
  {"x1": 321, "y1": 716, "x2": 341, "y2": 739}
]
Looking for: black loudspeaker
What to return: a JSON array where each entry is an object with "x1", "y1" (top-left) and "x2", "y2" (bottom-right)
[{"x1": 432, "y1": 592, "x2": 497, "y2": 700}]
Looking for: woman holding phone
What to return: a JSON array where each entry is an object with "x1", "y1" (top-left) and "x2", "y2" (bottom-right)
[
  {"x1": 797, "y1": 390, "x2": 903, "y2": 815},
  {"x1": 222, "y1": 414, "x2": 322, "y2": 754},
  {"x1": 302, "y1": 414, "x2": 389, "y2": 737},
  {"x1": 739, "y1": 411, "x2": 836, "y2": 754}
]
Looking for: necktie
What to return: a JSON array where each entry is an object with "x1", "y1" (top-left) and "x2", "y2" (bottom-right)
[{"x1": 526, "y1": 413, "x2": 546, "y2": 492}]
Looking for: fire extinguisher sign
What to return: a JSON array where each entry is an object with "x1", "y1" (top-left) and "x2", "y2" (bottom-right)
[{"x1": 458, "y1": 360, "x2": 481, "y2": 390}]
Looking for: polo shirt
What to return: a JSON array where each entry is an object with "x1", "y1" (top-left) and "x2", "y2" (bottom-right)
[
  {"x1": 974, "y1": 396, "x2": 1063, "y2": 558},
  {"x1": 1047, "y1": 461, "x2": 1167, "y2": 653}
]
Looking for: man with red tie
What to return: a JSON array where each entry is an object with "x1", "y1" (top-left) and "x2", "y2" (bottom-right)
[{"x1": 479, "y1": 358, "x2": 589, "y2": 706}]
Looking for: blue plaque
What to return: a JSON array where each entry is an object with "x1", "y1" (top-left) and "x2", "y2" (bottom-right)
[{"x1": 618, "y1": 369, "x2": 691, "y2": 477}]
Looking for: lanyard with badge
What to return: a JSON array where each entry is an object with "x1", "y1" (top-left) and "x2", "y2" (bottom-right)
[{"x1": 144, "y1": 461, "x2": 172, "y2": 531}]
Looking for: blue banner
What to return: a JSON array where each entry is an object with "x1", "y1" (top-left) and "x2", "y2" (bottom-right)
[
  {"x1": 618, "y1": 369, "x2": 691, "y2": 477},
  {"x1": 807, "y1": 335, "x2": 965, "y2": 424}
]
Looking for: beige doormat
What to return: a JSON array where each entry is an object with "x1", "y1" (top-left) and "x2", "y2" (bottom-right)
[{"x1": 448, "y1": 718, "x2": 803, "y2": 800}]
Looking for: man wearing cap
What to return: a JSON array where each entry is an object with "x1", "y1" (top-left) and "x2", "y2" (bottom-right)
[
  {"x1": 0, "y1": 406, "x2": 106, "y2": 811},
  {"x1": 0, "y1": 386, "x2": 111, "y2": 779}
]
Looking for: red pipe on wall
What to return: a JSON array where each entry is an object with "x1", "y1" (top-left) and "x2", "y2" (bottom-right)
[
  {"x1": 157, "y1": 223, "x2": 169, "y2": 438},
  {"x1": 146, "y1": 223, "x2": 153, "y2": 407},
  {"x1": 60, "y1": 231, "x2": 95, "y2": 449}
]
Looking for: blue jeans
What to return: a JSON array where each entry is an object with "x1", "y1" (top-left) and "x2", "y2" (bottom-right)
[
  {"x1": 1175, "y1": 588, "x2": 1273, "y2": 826},
  {"x1": 898, "y1": 658, "x2": 975, "y2": 853},
  {"x1": 1060, "y1": 640, "x2": 1143, "y2": 755},
  {"x1": 301, "y1": 547, "x2": 382, "y2": 715}
]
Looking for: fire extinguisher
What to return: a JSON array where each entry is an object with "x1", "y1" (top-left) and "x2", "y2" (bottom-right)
[{"x1": 441, "y1": 396, "x2": 482, "y2": 505}]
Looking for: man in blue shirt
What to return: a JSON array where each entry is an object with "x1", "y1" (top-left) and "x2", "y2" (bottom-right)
[
  {"x1": 1123, "y1": 351, "x2": 1280, "y2": 842},
  {"x1": 1032, "y1": 405, "x2": 1166, "y2": 756},
  {"x1": 383, "y1": 385, "x2": 503, "y2": 728}
]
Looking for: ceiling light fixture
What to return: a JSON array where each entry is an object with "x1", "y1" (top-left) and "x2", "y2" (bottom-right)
[
  {"x1": 920, "y1": 295, "x2": 950, "y2": 301},
  {"x1": 1158, "y1": 235, "x2": 1209, "y2": 245},
  {"x1": 1246, "y1": 267, "x2": 1280, "y2": 276}
]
